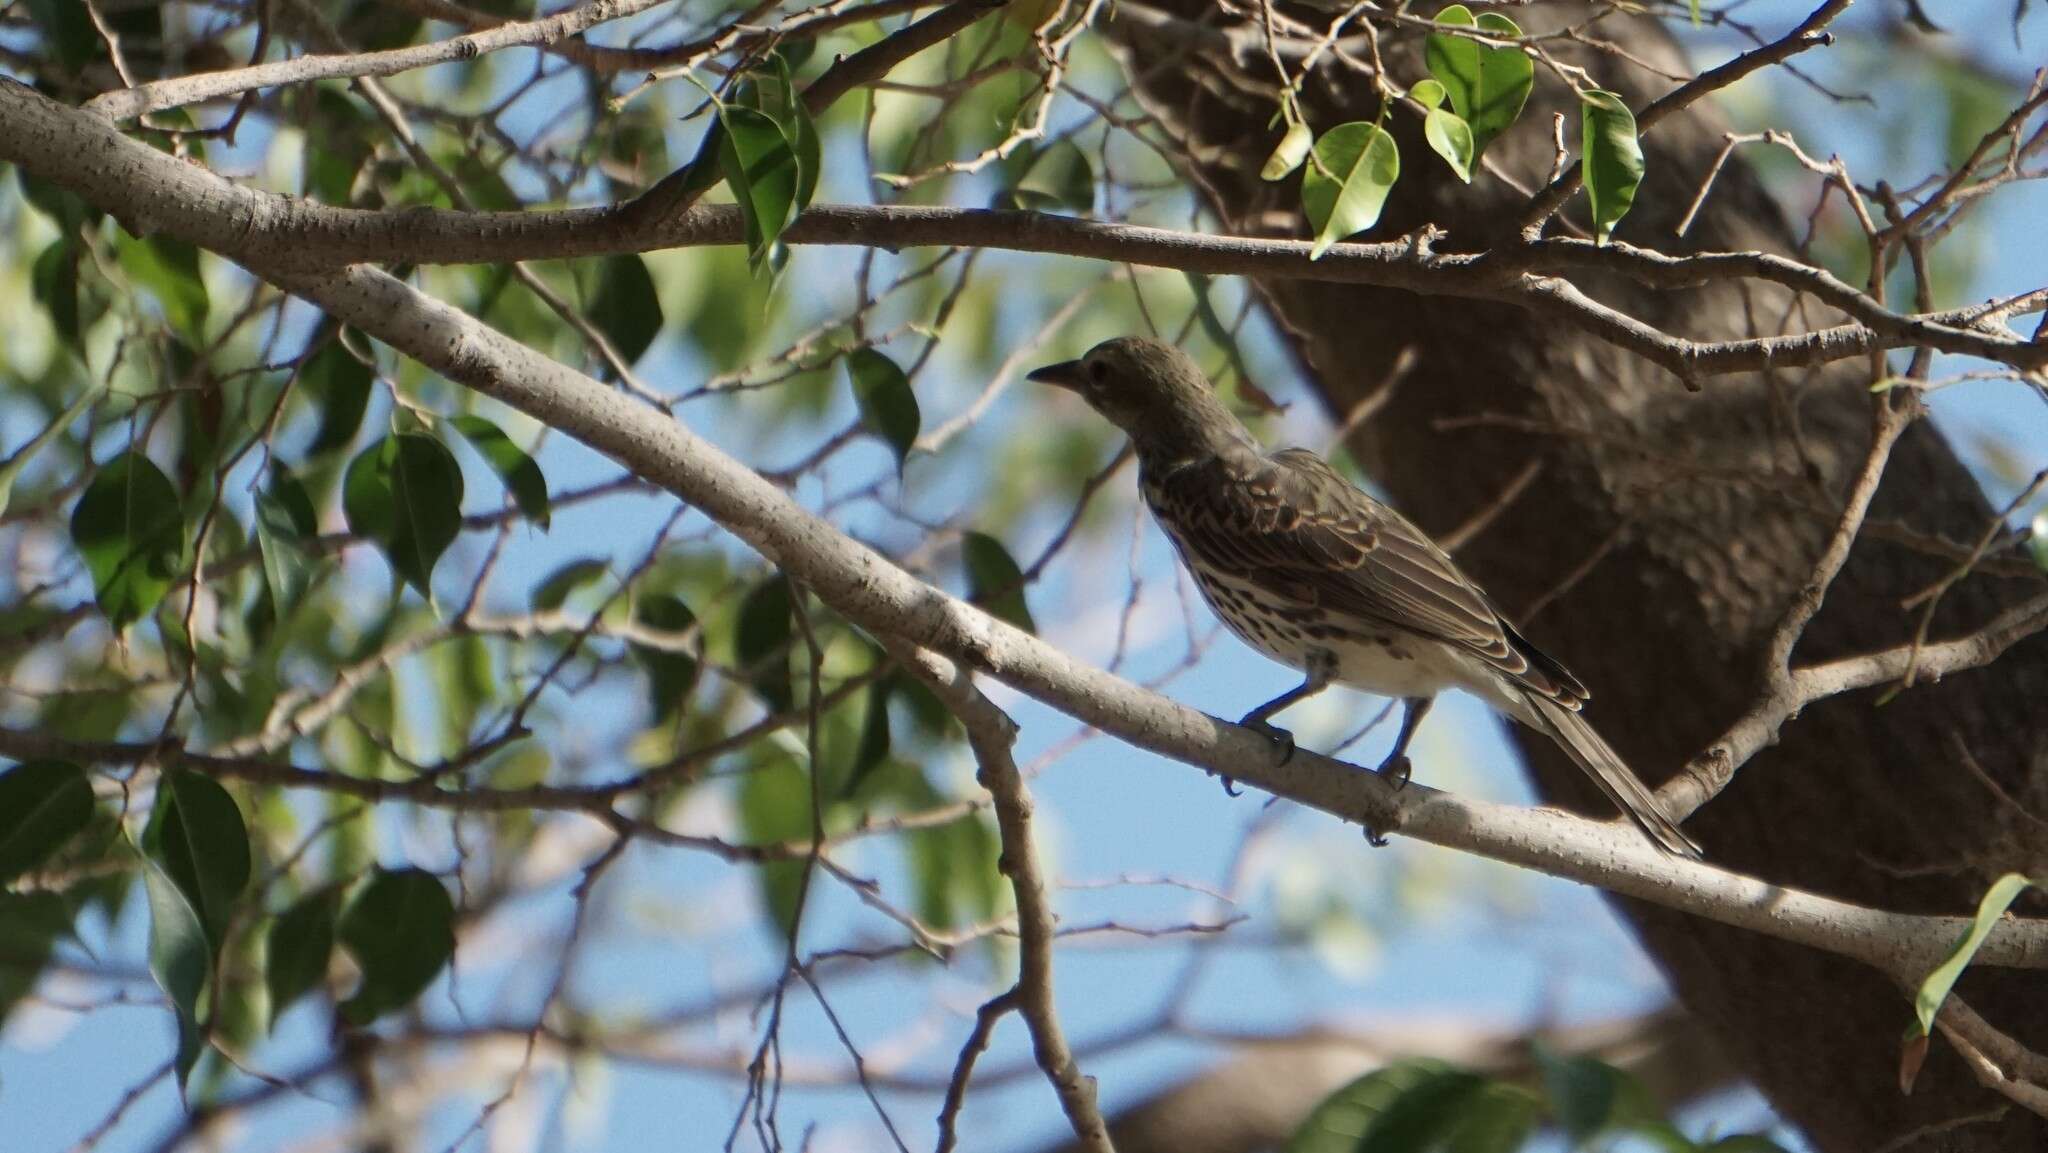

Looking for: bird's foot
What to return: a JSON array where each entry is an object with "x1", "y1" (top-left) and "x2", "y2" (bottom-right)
[
  {"x1": 1363, "y1": 826, "x2": 1390, "y2": 848},
  {"x1": 1376, "y1": 752, "x2": 1412, "y2": 790},
  {"x1": 1240, "y1": 716, "x2": 1296, "y2": 765},
  {"x1": 1218, "y1": 775, "x2": 1243, "y2": 797}
]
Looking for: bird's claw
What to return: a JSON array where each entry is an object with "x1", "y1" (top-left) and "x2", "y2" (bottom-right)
[
  {"x1": 1377, "y1": 753, "x2": 1412, "y2": 790},
  {"x1": 1218, "y1": 775, "x2": 1243, "y2": 797},
  {"x1": 1240, "y1": 716, "x2": 1296, "y2": 765},
  {"x1": 1364, "y1": 827, "x2": 1390, "y2": 848}
]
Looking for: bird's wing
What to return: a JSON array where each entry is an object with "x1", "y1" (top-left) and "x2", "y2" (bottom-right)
[{"x1": 1155, "y1": 446, "x2": 1587, "y2": 706}]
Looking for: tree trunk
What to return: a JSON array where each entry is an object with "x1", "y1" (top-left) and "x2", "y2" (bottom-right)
[{"x1": 1113, "y1": 6, "x2": 2048, "y2": 1149}]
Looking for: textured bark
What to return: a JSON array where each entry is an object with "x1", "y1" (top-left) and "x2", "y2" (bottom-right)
[{"x1": 1114, "y1": 6, "x2": 2048, "y2": 1149}]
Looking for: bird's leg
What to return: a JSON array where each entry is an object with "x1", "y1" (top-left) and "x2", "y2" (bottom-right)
[
  {"x1": 1377, "y1": 696, "x2": 1434, "y2": 788},
  {"x1": 1237, "y1": 658, "x2": 1334, "y2": 770}
]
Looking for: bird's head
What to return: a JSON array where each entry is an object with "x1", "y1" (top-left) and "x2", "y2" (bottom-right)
[{"x1": 1027, "y1": 337, "x2": 1248, "y2": 457}]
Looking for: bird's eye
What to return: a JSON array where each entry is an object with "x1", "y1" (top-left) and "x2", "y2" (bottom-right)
[{"x1": 1086, "y1": 360, "x2": 1109, "y2": 387}]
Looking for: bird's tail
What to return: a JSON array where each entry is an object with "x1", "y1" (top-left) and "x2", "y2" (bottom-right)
[{"x1": 1520, "y1": 692, "x2": 1704, "y2": 859}]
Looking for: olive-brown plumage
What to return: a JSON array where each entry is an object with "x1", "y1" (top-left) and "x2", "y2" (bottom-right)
[{"x1": 1028, "y1": 336, "x2": 1701, "y2": 858}]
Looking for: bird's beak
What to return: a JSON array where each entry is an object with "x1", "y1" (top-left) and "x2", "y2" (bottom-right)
[{"x1": 1025, "y1": 360, "x2": 1085, "y2": 390}]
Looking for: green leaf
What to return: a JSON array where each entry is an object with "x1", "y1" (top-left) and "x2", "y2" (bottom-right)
[
  {"x1": 1008, "y1": 141, "x2": 1095, "y2": 214},
  {"x1": 1914, "y1": 872, "x2": 2033, "y2": 1036},
  {"x1": 114, "y1": 233, "x2": 210, "y2": 341},
  {"x1": 737, "y1": 755, "x2": 810, "y2": 941},
  {"x1": 1410, "y1": 78, "x2": 1447, "y2": 111},
  {"x1": 449, "y1": 415, "x2": 549, "y2": 528},
  {"x1": 1424, "y1": 109, "x2": 1476, "y2": 183},
  {"x1": 0, "y1": 384, "x2": 99, "y2": 519},
  {"x1": 1284, "y1": 1059, "x2": 1486, "y2": 1153},
  {"x1": 31, "y1": 239, "x2": 80, "y2": 343},
  {"x1": 1423, "y1": 7, "x2": 1533, "y2": 163},
  {"x1": 302, "y1": 336, "x2": 375, "y2": 457},
  {"x1": 142, "y1": 770, "x2": 251, "y2": 944},
  {"x1": 588, "y1": 254, "x2": 664, "y2": 366},
  {"x1": 769, "y1": 52, "x2": 823, "y2": 215},
  {"x1": 0, "y1": 760, "x2": 94, "y2": 884},
  {"x1": 632, "y1": 592, "x2": 701, "y2": 722},
  {"x1": 843, "y1": 676, "x2": 893, "y2": 797},
  {"x1": 1702, "y1": 1137, "x2": 1790, "y2": 1153},
  {"x1": 142, "y1": 858, "x2": 211, "y2": 1085},
  {"x1": 1580, "y1": 90, "x2": 1645, "y2": 245},
  {"x1": 735, "y1": 575, "x2": 794, "y2": 712},
  {"x1": 847, "y1": 349, "x2": 921, "y2": 469},
  {"x1": 962, "y1": 531, "x2": 1036, "y2": 634},
  {"x1": 2031, "y1": 511, "x2": 2047, "y2": 572},
  {"x1": 254, "y1": 467, "x2": 318, "y2": 624},
  {"x1": 26, "y1": 0, "x2": 97, "y2": 74},
  {"x1": 1302, "y1": 123, "x2": 1401, "y2": 259},
  {"x1": 1443, "y1": 1083, "x2": 1541, "y2": 1153},
  {"x1": 1533, "y1": 1048, "x2": 1622, "y2": 1139},
  {"x1": 718, "y1": 105, "x2": 801, "y2": 269},
  {"x1": 0, "y1": 892, "x2": 70, "y2": 1025},
  {"x1": 1262, "y1": 120, "x2": 1315, "y2": 182},
  {"x1": 70, "y1": 451, "x2": 185, "y2": 631},
  {"x1": 532, "y1": 557, "x2": 609, "y2": 611},
  {"x1": 264, "y1": 889, "x2": 338, "y2": 1029},
  {"x1": 343, "y1": 433, "x2": 465, "y2": 596},
  {"x1": 337, "y1": 867, "x2": 455, "y2": 1025}
]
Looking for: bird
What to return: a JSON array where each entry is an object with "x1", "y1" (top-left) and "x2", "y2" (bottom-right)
[{"x1": 1026, "y1": 336, "x2": 1702, "y2": 859}]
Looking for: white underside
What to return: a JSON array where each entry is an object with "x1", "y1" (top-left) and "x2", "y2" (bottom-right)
[{"x1": 1192, "y1": 569, "x2": 1536, "y2": 722}]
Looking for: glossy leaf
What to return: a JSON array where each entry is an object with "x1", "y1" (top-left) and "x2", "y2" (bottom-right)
[
  {"x1": 962, "y1": 532, "x2": 1036, "y2": 634},
  {"x1": 142, "y1": 770, "x2": 251, "y2": 944},
  {"x1": 1410, "y1": 78, "x2": 1447, "y2": 111},
  {"x1": 843, "y1": 676, "x2": 894, "y2": 797},
  {"x1": 0, "y1": 383, "x2": 98, "y2": 520},
  {"x1": 0, "y1": 760, "x2": 93, "y2": 883},
  {"x1": 337, "y1": 867, "x2": 455, "y2": 1025},
  {"x1": 265, "y1": 889, "x2": 338, "y2": 1029},
  {"x1": 1533, "y1": 1048, "x2": 1621, "y2": 1139},
  {"x1": 449, "y1": 415, "x2": 549, "y2": 528},
  {"x1": 589, "y1": 254, "x2": 664, "y2": 366},
  {"x1": 31, "y1": 239, "x2": 80, "y2": 343},
  {"x1": 1443, "y1": 1083, "x2": 1541, "y2": 1153},
  {"x1": 1302, "y1": 123, "x2": 1400, "y2": 259},
  {"x1": 1581, "y1": 90, "x2": 1645, "y2": 245},
  {"x1": 1423, "y1": 7, "x2": 1533, "y2": 163},
  {"x1": 1703, "y1": 1137, "x2": 1791, "y2": 1153},
  {"x1": 737, "y1": 755, "x2": 810, "y2": 941},
  {"x1": 1009, "y1": 141, "x2": 1095, "y2": 214},
  {"x1": 847, "y1": 349, "x2": 921, "y2": 469},
  {"x1": 302, "y1": 336, "x2": 374, "y2": 457},
  {"x1": 735, "y1": 575, "x2": 794, "y2": 712},
  {"x1": 1284, "y1": 1059, "x2": 1486, "y2": 1153},
  {"x1": 768, "y1": 53, "x2": 823, "y2": 215},
  {"x1": 1424, "y1": 108, "x2": 1475, "y2": 183},
  {"x1": 1261, "y1": 120, "x2": 1315, "y2": 182},
  {"x1": 253, "y1": 468, "x2": 318, "y2": 624},
  {"x1": 632, "y1": 592, "x2": 701, "y2": 722},
  {"x1": 0, "y1": 892, "x2": 69, "y2": 1025},
  {"x1": 70, "y1": 451, "x2": 185, "y2": 630},
  {"x1": 718, "y1": 105, "x2": 801, "y2": 268},
  {"x1": 343, "y1": 433, "x2": 465, "y2": 596},
  {"x1": 532, "y1": 557, "x2": 609, "y2": 611},
  {"x1": 114, "y1": 233, "x2": 210, "y2": 341},
  {"x1": 142, "y1": 858, "x2": 211, "y2": 1084},
  {"x1": 2030, "y1": 510, "x2": 2047, "y2": 572},
  {"x1": 1914, "y1": 872, "x2": 2033, "y2": 1036}
]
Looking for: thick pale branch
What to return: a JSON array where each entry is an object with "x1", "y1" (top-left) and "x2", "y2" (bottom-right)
[
  {"x1": 11, "y1": 238, "x2": 2037, "y2": 988},
  {"x1": 82, "y1": 0, "x2": 668, "y2": 121},
  {"x1": 2, "y1": 80, "x2": 2041, "y2": 381}
]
